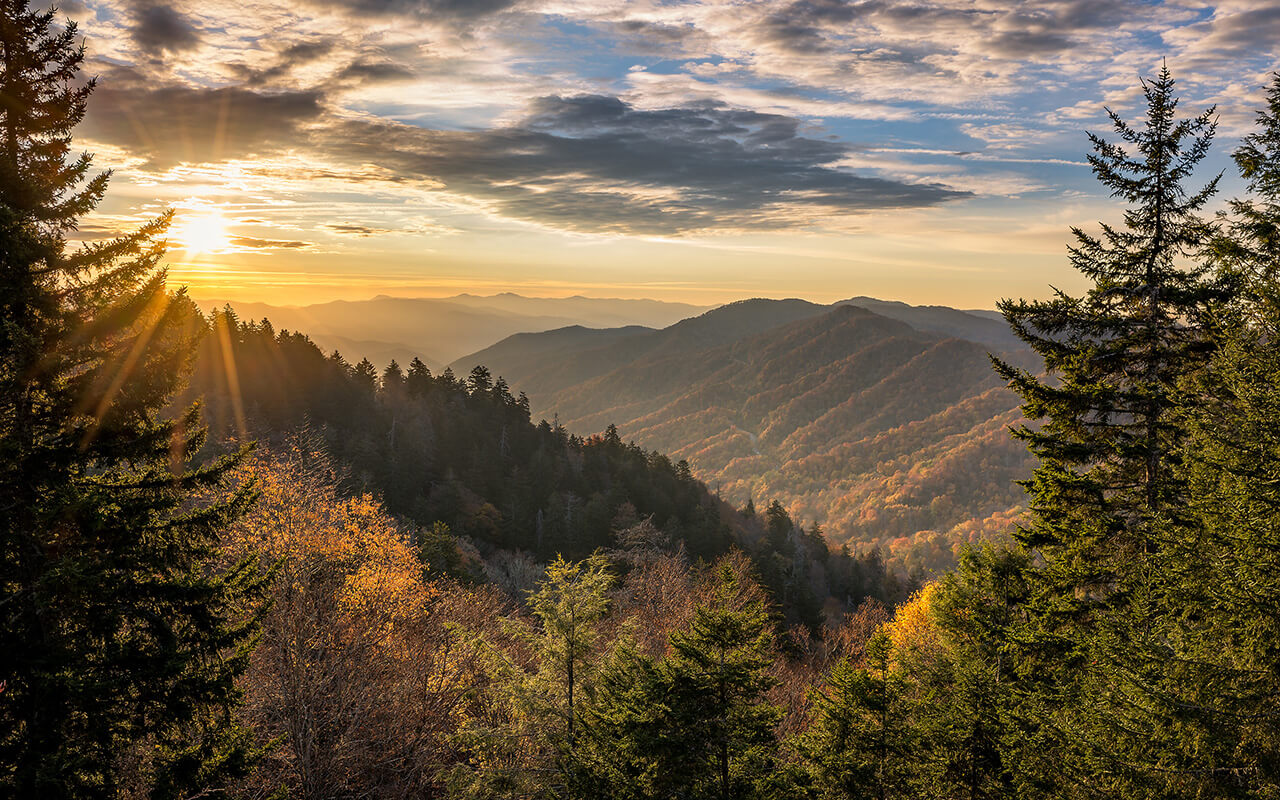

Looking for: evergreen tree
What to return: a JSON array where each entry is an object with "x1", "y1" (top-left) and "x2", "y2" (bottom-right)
[
  {"x1": 655, "y1": 561, "x2": 781, "y2": 800},
  {"x1": 406, "y1": 356, "x2": 432, "y2": 395},
  {"x1": 991, "y1": 67, "x2": 1236, "y2": 796},
  {"x1": 0, "y1": 3, "x2": 265, "y2": 796},
  {"x1": 1170, "y1": 71, "x2": 1280, "y2": 795},
  {"x1": 993, "y1": 64, "x2": 1224, "y2": 576},
  {"x1": 416, "y1": 520, "x2": 464, "y2": 580},
  {"x1": 801, "y1": 630, "x2": 915, "y2": 800},
  {"x1": 576, "y1": 559, "x2": 781, "y2": 800},
  {"x1": 439, "y1": 365, "x2": 458, "y2": 390},
  {"x1": 1223, "y1": 73, "x2": 1280, "y2": 284},
  {"x1": 381, "y1": 358, "x2": 404, "y2": 394},
  {"x1": 525, "y1": 554, "x2": 614, "y2": 762},
  {"x1": 451, "y1": 554, "x2": 615, "y2": 799},
  {"x1": 921, "y1": 546, "x2": 1027, "y2": 800},
  {"x1": 352, "y1": 356, "x2": 378, "y2": 392},
  {"x1": 467, "y1": 364, "x2": 492, "y2": 395},
  {"x1": 572, "y1": 642, "x2": 666, "y2": 800},
  {"x1": 765, "y1": 500, "x2": 795, "y2": 556}
]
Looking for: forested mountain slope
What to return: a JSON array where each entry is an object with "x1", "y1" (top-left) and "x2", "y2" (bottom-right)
[
  {"x1": 458, "y1": 298, "x2": 833, "y2": 400},
  {"x1": 184, "y1": 305, "x2": 911, "y2": 625},
  {"x1": 457, "y1": 301, "x2": 1037, "y2": 573}
]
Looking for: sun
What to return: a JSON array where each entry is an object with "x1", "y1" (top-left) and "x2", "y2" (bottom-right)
[{"x1": 172, "y1": 207, "x2": 232, "y2": 255}]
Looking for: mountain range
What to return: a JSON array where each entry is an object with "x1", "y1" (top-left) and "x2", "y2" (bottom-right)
[
  {"x1": 194, "y1": 293, "x2": 711, "y2": 368},
  {"x1": 452, "y1": 298, "x2": 1036, "y2": 574}
]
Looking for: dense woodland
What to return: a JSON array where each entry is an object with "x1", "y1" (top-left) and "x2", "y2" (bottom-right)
[{"x1": 7, "y1": 2, "x2": 1280, "y2": 798}]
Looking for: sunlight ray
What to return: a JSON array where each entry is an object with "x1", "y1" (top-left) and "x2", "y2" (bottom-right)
[
  {"x1": 215, "y1": 312, "x2": 250, "y2": 442},
  {"x1": 80, "y1": 288, "x2": 170, "y2": 449}
]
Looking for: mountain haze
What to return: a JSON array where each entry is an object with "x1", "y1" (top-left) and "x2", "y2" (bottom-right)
[{"x1": 196, "y1": 293, "x2": 710, "y2": 367}]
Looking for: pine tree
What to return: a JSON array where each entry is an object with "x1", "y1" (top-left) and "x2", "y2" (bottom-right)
[
  {"x1": 658, "y1": 560, "x2": 781, "y2": 800},
  {"x1": 991, "y1": 67, "x2": 1236, "y2": 796},
  {"x1": 1170, "y1": 71, "x2": 1280, "y2": 795},
  {"x1": 572, "y1": 642, "x2": 665, "y2": 800},
  {"x1": 0, "y1": 3, "x2": 265, "y2": 796},
  {"x1": 525, "y1": 553, "x2": 614, "y2": 761},
  {"x1": 575, "y1": 559, "x2": 780, "y2": 800},
  {"x1": 801, "y1": 630, "x2": 915, "y2": 800},
  {"x1": 993, "y1": 64, "x2": 1225, "y2": 576},
  {"x1": 406, "y1": 356, "x2": 432, "y2": 396},
  {"x1": 1223, "y1": 73, "x2": 1280, "y2": 286},
  {"x1": 765, "y1": 500, "x2": 794, "y2": 556},
  {"x1": 467, "y1": 364, "x2": 492, "y2": 395},
  {"x1": 381, "y1": 358, "x2": 404, "y2": 394},
  {"x1": 922, "y1": 546, "x2": 1027, "y2": 800},
  {"x1": 450, "y1": 554, "x2": 615, "y2": 799},
  {"x1": 352, "y1": 356, "x2": 378, "y2": 392}
]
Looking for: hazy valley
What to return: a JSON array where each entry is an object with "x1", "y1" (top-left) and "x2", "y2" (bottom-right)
[{"x1": 207, "y1": 289, "x2": 1039, "y2": 573}]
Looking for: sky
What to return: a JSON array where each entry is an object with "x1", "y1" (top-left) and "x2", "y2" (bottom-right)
[{"x1": 50, "y1": 0, "x2": 1280, "y2": 308}]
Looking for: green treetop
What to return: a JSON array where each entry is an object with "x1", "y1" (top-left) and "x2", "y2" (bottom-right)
[{"x1": 993, "y1": 65, "x2": 1229, "y2": 611}]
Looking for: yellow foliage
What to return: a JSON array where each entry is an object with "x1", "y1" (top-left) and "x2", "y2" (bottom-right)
[{"x1": 880, "y1": 582, "x2": 943, "y2": 669}]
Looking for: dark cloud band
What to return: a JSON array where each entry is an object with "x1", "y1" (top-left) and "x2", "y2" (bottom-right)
[
  {"x1": 84, "y1": 83, "x2": 324, "y2": 168},
  {"x1": 130, "y1": 1, "x2": 200, "y2": 53},
  {"x1": 314, "y1": 94, "x2": 968, "y2": 234},
  {"x1": 82, "y1": 81, "x2": 966, "y2": 235}
]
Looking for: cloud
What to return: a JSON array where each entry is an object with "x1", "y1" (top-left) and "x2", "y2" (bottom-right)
[
  {"x1": 615, "y1": 19, "x2": 698, "y2": 43},
  {"x1": 1162, "y1": 2, "x2": 1280, "y2": 72},
  {"x1": 82, "y1": 64, "x2": 968, "y2": 234},
  {"x1": 83, "y1": 82, "x2": 324, "y2": 168},
  {"x1": 323, "y1": 223, "x2": 392, "y2": 236},
  {"x1": 230, "y1": 236, "x2": 312, "y2": 249},
  {"x1": 36, "y1": 0, "x2": 89, "y2": 16},
  {"x1": 235, "y1": 39, "x2": 338, "y2": 86},
  {"x1": 76, "y1": 0, "x2": 1270, "y2": 248},
  {"x1": 304, "y1": 0, "x2": 522, "y2": 21},
  {"x1": 314, "y1": 93, "x2": 968, "y2": 234},
  {"x1": 130, "y1": 2, "x2": 200, "y2": 54},
  {"x1": 337, "y1": 58, "x2": 416, "y2": 84},
  {"x1": 672, "y1": 0, "x2": 1188, "y2": 106}
]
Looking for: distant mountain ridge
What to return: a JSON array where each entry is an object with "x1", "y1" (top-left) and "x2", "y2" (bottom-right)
[
  {"x1": 194, "y1": 293, "x2": 712, "y2": 368},
  {"x1": 831, "y1": 297, "x2": 1022, "y2": 350},
  {"x1": 453, "y1": 297, "x2": 1035, "y2": 573}
]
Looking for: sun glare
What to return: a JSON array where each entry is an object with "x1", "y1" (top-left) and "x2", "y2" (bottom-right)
[{"x1": 172, "y1": 207, "x2": 232, "y2": 255}]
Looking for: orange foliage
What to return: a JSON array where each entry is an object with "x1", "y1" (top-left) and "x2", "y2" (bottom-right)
[{"x1": 221, "y1": 442, "x2": 493, "y2": 799}]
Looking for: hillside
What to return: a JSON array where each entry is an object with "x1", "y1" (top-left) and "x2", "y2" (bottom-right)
[
  {"x1": 455, "y1": 300, "x2": 1036, "y2": 573},
  {"x1": 458, "y1": 298, "x2": 838, "y2": 398}
]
